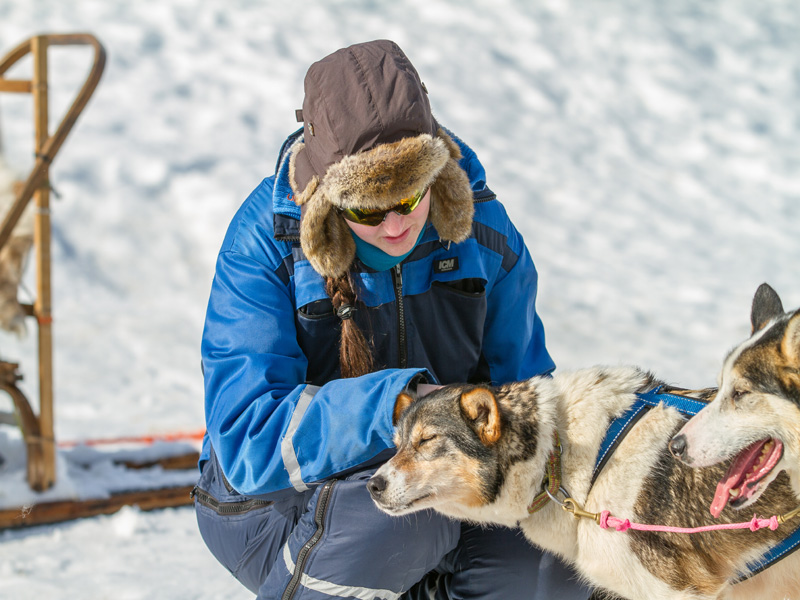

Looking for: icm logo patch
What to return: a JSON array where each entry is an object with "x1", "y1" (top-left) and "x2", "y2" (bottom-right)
[{"x1": 434, "y1": 257, "x2": 459, "y2": 274}]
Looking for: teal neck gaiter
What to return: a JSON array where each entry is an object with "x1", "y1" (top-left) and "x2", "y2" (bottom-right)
[{"x1": 351, "y1": 226, "x2": 426, "y2": 271}]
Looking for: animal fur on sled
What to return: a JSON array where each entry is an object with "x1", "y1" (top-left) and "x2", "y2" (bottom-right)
[{"x1": 0, "y1": 154, "x2": 33, "y2": 337}]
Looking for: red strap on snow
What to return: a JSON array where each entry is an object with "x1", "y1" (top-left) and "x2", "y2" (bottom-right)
[{"x1": 58, "y1": 429, "x2": 206, "y2": 448}]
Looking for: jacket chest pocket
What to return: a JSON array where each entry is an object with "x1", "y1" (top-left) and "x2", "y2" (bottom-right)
[
  {"x1": 296, "y1": 299, "x2": 340, "y2": 384},
  {"x1": 406, "y1": 278, "x2": 488, "y2": 383}
]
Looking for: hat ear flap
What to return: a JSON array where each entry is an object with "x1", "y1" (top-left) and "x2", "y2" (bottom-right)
[
  {"x1": 428, "y1": 130, "x2": 474, "y2": 243},
  {"x1": 289, "y1": 142, "x2": 314, "y2": 204},
  {"x1": 300, "y1": 189, "x2": 356, "y2": 279},
  {"x1": 292, "y1": 142, "x2": 356, "y2": 278}
]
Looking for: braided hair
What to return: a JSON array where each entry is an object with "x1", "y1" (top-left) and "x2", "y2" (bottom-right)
[{"x1": 325, "y1": 273, "x2": 373, "y2": 378}]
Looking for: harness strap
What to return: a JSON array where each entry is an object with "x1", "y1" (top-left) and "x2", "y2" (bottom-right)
[
  {"x1": 591, "y1": 398, "x2": 650, "y2": 488},
  {"x1": 737, "y1": 521, "x2": 800, "y2": 582},
  {"x1": 527, "y1": 431, "x2": 562, "y2": 514},
  {"x1": 638, "y1": 387, "x2": 710, "y2": 414}
]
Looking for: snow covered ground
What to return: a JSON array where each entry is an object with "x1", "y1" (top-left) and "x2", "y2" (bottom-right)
[{"x1": 0, "y1": 0, "x2": 798, "y2": 598}]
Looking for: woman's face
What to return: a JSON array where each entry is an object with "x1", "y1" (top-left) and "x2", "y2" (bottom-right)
[{"x1": 345, "y1": 189, "x2": 431, "y2": 256}]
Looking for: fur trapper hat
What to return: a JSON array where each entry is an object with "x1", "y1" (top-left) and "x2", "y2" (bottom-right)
[{"x1": 289, "y1": 40, "x2": 474, "y2": 279}]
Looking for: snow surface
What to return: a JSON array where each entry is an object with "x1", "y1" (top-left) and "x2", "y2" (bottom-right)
[{"x1": 0, "y1": 0, "x2": 798, "y2": 598}]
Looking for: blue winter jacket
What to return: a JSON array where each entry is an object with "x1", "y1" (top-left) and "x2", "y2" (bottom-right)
[{"x1": 200, "y1": 128, "x2": 555, "y2": 499}]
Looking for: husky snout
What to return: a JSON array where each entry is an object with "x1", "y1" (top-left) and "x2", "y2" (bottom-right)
[
  {"x1": 670, "y1": 408, "x2": 725, "y2": 468},
  {"x1": 367, "y1": 474, "x2": 387, "y2": 501},
  {"x1": 668, "y1": 433, "x2": 691, "y2": 464}
]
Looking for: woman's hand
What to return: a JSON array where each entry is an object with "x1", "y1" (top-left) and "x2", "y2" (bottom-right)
[{"x1": 416, "y1": 383, "x2": 443, "y2": 397}]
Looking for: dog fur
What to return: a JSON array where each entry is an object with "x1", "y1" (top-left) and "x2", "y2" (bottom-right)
[
  {"x1": 0, "y1": 155, "x2": 33, "y2": 338},
  {"x1": 369, "y1": 363, "x2": 800, "y2": 599}
]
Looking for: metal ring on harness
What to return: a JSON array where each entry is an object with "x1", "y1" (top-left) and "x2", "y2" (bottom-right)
[{"x1": 545, "y1": 486, "x2": 570, "y2": 508}]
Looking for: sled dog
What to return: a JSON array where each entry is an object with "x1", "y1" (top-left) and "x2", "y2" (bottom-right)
[
  {"x1": 671, "y1": 283, "x2": 800, "y2": 523},
  {"x1": 369, "y1": 364, "x2": 800, "y2": 599}
]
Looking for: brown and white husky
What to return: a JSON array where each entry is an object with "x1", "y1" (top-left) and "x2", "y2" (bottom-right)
[{"x1": 369, "y1": 322, "x2": 800, "y2": 598}]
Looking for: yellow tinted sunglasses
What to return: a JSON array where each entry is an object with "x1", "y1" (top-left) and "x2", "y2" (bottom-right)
[{"x1": 340, "y1": 188, "x2": 426, "y2": 226}]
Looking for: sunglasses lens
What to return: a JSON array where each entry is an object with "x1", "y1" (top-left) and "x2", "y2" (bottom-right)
[
  {"x1": 340, "y1": 189, "x2": 425, "y2": 226},
  {"x1": 341, "y1": 208, "x2": 385, "y2": 226},
  {"x1": 394, "y1": 190, "x2": 424, "y2": 215}
]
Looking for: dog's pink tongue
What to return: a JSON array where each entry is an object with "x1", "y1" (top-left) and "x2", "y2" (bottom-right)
[
  {"x1": 711, "y1": 473, "x2": 742, "y2": 518},
  {"x1": 710, "y1": 439, "x2": 780, "y2": 518}
]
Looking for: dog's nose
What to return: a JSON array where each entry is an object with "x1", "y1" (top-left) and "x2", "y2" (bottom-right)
[
  {"x1": 669, "y1": 434, "x2": 688, "y2": 460},
  {"x1": 368, "y1": 475, "x2": 387, "y2": 500}
]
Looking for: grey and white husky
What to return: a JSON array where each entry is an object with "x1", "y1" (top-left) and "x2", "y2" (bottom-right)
[{"x1": 669, "y1": 283, "x2": 800, "y2": 595}]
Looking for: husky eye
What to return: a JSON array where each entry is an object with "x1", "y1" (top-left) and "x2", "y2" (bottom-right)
[
  {"x1": 731, "y1": 388, "x2": 746, "y2": 402},
  {"x1": 418, "y1": 434, "x2": 437, "y2": 447}
]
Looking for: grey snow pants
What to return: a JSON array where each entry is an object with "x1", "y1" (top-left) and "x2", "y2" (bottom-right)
[{"x1": 195, "y1": 452, "x2": 591, "y2": 599}]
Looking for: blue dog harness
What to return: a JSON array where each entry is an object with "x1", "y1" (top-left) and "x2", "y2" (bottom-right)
[
  {"x1": 591, "y1": 387, "x2": 800, "y2": 582},
  {"x1": 591, "y1": 388, "x2": 709, "y2": 487}
]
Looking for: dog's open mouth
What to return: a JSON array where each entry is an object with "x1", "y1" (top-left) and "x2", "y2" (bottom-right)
[{"x1": 710, "y1": 438, "x2": 784, "y2": 518}]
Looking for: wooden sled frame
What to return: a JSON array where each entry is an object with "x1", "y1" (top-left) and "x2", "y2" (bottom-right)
[
  {"x1": 0, "y1": 34, "x2": 198, "y2": 530},
  {"x1": 0, "y1": 33, "x2": 106, "y2": 492}
]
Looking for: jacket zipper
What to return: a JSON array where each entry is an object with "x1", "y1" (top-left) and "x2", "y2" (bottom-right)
[
  {"x1": 282, "y1": 480, "x2": 336, "y2": 600},
  {"x1": 190, "y1": 486, "x2": 273, "y2": 515},
  {"x1": 473, "y1": 189, "x2": 496, "y2": 204},
  {"x1": 392, "y1": 264, "x2": 407, "y2": 368}
]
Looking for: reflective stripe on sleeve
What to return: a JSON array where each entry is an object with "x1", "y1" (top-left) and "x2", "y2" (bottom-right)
[{"x1": 280, "y1": 385, "x2": 319, "y2": 492}]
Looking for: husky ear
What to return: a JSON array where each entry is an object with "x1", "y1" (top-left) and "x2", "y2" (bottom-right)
[
  {"x1": 393, "y1": 392, "x2": 417, "y2": 426},
  {"x1": 460, "y1": 388, "x2": 501, "y2": 445},
  {"x1": 751, "y1": 283, "x2": 784, "y2": 334},
  {"x1": 781, "y1": 312, "x2": 800, "y2": 363}
]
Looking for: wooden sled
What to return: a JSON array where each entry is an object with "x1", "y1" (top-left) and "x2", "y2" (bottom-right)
[
  {"x1": 0, "y1": 33, "x2": 107, "y2": 493},
  {"x1": 0, "y1": 34, "x2": 197, "y2": 528}
]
